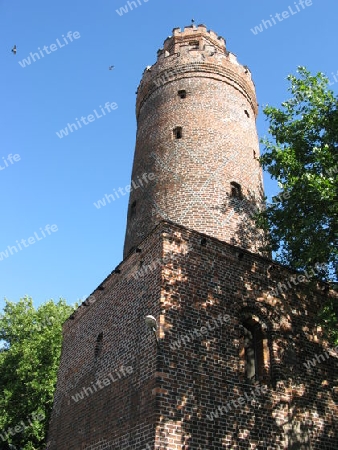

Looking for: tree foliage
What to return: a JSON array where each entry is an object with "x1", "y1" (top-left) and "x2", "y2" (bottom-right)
[
  {"x1": 257, "y1": 67, "x2": 338, "y2": 345},
  {"x1": 0, "y1": 297, "x2": 75, "y2": 450},
  {"x1": 319, "y1": 298, "x2": 338, "y2": 346},
  {"x1": 257, "y1": 66, "x2": 338, "y2": 282}
]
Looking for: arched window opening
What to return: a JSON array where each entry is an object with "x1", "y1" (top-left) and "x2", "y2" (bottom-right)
[
  {"x1": 230, "y1": 181, "x2": 242, "y2": 199},
  {"x1": 242, "y1": 319, "x2": 264, "y2": 381}
]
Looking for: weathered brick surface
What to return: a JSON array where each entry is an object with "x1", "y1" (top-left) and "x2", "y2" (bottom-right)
[
  {"x1": 47, "y1": 221, "x2": 338, "y2": 449},
  {"x1": 123, "y1": 25, "x2": 266, "y2": 258},
  {"x1": 47, "y1": 226, "x2": 164, "y2": 450},
  {"x1": 47, "y1": 25, "x2": 338, "y2": 450},
  {"x1": 156, "y1": 222, "x2": 338, "y2": 449}
]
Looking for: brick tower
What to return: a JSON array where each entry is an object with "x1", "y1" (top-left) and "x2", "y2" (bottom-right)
[
  {"x1": 47, "y1": 26, "x2": 338, "y2": 450},
  {"x1": 124, "y1": 24, "x2": 265, "y2": 258}
]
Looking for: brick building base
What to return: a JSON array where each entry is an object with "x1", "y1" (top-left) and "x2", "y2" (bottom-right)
[{"x1": 47, "y1": 221, "x2": 338, "y2": 450}]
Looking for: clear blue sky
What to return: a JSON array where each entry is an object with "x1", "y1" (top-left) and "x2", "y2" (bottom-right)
[{"x1": 1, "y1": 0, "x2": 337, "y2": 310}]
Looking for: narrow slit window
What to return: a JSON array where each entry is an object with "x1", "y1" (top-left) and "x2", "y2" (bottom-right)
[
  {"x1": 242, "y1": 320, "x2": 264, "y2": 381},
  {"x1": 178, "y1": 90, "x2": 186, "y2": 99},
  {"x1": 244, "y1": 110, "x2": 250, "y2": 118},
  {"x1": 230, "y1": 181, "x2": 242, "y2": 199},
  {"x1": 173, "y1": 127, "x2": 182, "y2": 139},
  {"x1": 94, "y1": 332, "x2": 103, "y2": 358},
  {"x1": 130, "y1": 200, "x2": 136, "y2": 218}
]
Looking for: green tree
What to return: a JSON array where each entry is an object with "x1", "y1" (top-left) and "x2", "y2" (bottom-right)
[
  {"x1": 319, "y1": 298, "x2": 338, "y2": 346},
  {"x1": 257, "y1": 66, "x2": 338, "y2": 345},
  {"x1": 258, "y1": 66, "x2": 338, "y2": 281},
  {"x1": 0, "y1": 297, "x2": 75, "y2": 450}
]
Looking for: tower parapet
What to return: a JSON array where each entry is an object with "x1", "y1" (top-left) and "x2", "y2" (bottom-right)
[
  {"x1": 124, "y1": 25, "x2": 265, "y2": 258},
  {"x1": 136, "y1": 25, "x2": 257, "y2": 119}
]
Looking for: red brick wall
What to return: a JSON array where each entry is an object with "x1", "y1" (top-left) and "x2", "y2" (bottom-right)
[
  {"x1": 123, "y1": 25, "x2": 266, "y2": 258},
  {"x1": 47, "y1": 221, "x2": 338, "y2": 449},
  {"x1": 156, "y1": 222, "x2": 338, "y2": 449},
  {"x1": 47, "y1": 226, "x2": 164, "y2": 450}
]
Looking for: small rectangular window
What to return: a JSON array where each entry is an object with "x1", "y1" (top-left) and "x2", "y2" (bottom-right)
[
  {"x1": 178, "y1": 90, "x2": 186, "y2": 99},
  {"x1": 173, "y1": 127, "x2": 182, "y2": 139},
  {"x1": 189, "y1": 41, "x2": 199, "y2": 49}
]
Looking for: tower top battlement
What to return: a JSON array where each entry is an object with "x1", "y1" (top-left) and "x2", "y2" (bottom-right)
[
  {"x1": 136, "y1": 25, "x2": 256, "y2": 120},
  {"x1": 161, "y1": 24, "x2": 227, "y2": 56}
]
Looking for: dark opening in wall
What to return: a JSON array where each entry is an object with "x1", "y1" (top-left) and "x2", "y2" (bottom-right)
[
  {"x1": 200, "y1": 237, "x2": 207, "y2": 246},
  {"x1": 244, "y1": 110, "x2": 250, "y2": 118},
  {"x1": 94, "y1": 332, "x2": 103, "y2": 358},
  {"x1": 189, "y1": 41, "x2": 199, "y2": 49},
  {"x1": 242, "y1": 319, "x2": 264, "y2": 381},
  {"x1": 130, "y1": 200, "x2": 136, "y2": 218},
  {"x1": 178, "y1": 90, "x2": 186, "y2": 99},
  {"x1": 173, "y1": 127, "x2": 182, "y2": 139},
  {"x1": 230, "y1": 181, "x2": 242, "y2": 199}
]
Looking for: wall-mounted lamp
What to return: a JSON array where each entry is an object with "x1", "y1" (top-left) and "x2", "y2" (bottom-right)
[{"x1": 145, "y1": 315, "x2": 159, "y2": 347}]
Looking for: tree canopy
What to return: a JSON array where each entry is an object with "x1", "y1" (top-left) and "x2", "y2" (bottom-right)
[
  {"x1": 257, "y1": 66, "x2": 338, "y2": 282},
  {"x1": 0, "y1": 297, "x2": 75, "y2": 450},
  {"x1": 257, "y1": 66, "x2": 338, "y2": 345}
]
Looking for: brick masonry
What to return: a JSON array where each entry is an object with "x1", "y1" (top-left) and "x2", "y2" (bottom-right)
[
  {"x1": 47, "y1": 25, "x2": 338, "y2": 450},
  {"x1": 123, "y1": 24, "x2": 266, "y2": 259},
  {"x1": 47, "y1": 220, "x2": 338, "y2": 449}
]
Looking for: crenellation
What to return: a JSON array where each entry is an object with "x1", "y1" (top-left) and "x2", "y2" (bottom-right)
[{"x1": 228, "y1": 51, "x2": 239, "y2": 65}]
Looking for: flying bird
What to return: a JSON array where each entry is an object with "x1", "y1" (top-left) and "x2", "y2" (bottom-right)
[
  {"x1": 11, "y1": 45, "x2": 16, "y2": 55},
  {"x1": 108, "y1": 65, "x2": 114, "y2": 70}
]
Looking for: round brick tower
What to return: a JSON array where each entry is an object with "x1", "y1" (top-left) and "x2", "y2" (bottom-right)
[{"x1": 123, "y1": 24, "x2": 266, "y2": 258}]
